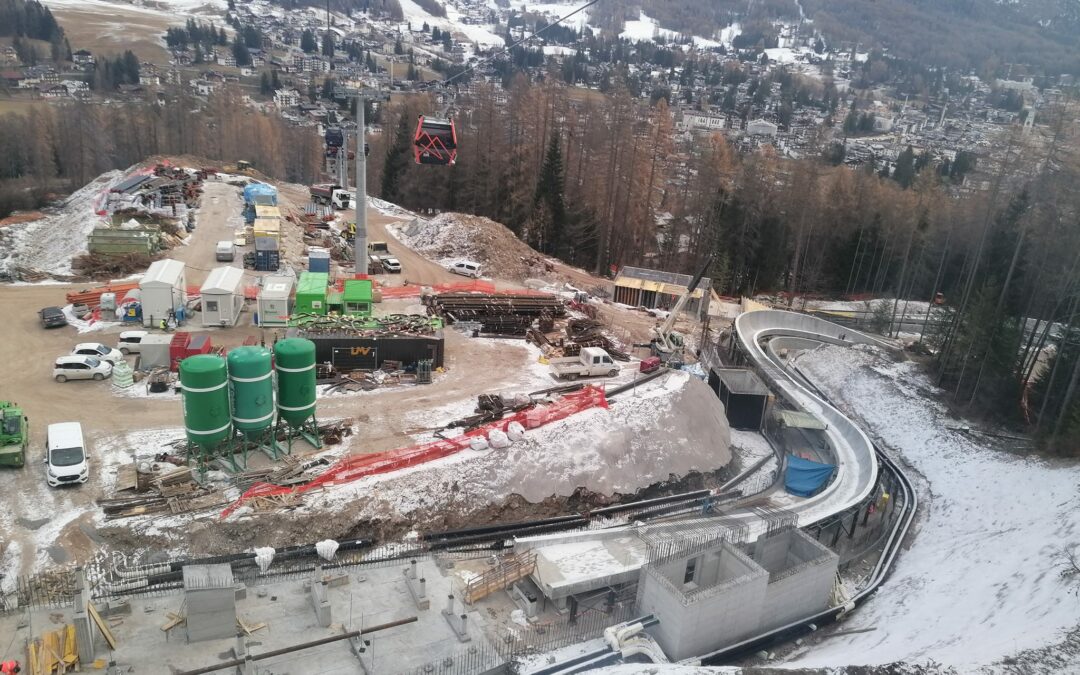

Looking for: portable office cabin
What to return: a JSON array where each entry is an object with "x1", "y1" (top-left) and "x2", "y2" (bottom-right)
[
  {"x1": 295, "y1": 272, "x2": 329, "y2": 315},
  {"x1": 199, "y1": 266, "x2": 245, "y2": 326},
  {"x1": 139, "y1": 259, "x2": 187, "y2": 327},
  {"x1": 342, "y1": 279, "x2": 373, "y2": 317},
  {"x1": 257, "y1": 275, "x2": 294, "y2": 326}
]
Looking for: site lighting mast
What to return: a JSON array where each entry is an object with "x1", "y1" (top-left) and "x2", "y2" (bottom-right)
[{"x1": 354, "y1": 94, "x2": 367, "y2": 276}]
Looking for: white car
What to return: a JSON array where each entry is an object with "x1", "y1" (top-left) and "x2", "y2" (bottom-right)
[
  {"x1": 45, "y1": 422, "x2": 88, "y2": 487},
  {"x1": 54, "y1": 355, "x2": 112, "y2": 382},
  {"x1": 72, "y1": 342, "x2": 125, "y2": 364},
  {"x1": 117, "y1": 330, "x2": 148, "y2": 354},
  {"x1": 381, "y1": 257, "x2": 402, "y2": 273},
  {"x1": 448, "y1": 260, "x2": 482, "y2": 278}
]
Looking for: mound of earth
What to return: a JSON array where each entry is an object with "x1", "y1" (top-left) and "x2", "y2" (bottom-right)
[
  {"x1": 305, "y1": 370, "x2": 732, "y2": 516},
  {"x1": 389, "y1": 212, "x2": 551, "y2": 280}
]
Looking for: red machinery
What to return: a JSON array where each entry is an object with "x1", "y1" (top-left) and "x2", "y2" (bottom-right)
[{"x1": 413, "y1": 115, "x2": 457, "y2": 166}]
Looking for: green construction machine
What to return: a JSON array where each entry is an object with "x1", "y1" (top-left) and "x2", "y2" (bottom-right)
[{"x1": 0, "y1": 401, "x2": 28, "y2": 468}]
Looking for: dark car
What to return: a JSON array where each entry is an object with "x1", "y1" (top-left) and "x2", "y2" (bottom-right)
[{"x1": 39, "y1": 306, "x2": 68, "y2": 328}]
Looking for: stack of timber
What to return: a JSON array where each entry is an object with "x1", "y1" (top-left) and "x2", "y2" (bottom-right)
[{"x1": 99, "y1": 465, "x2": 226, "y2": 519}]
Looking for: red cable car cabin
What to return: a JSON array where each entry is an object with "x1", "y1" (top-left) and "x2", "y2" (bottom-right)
[{"x1": 413, "y1": 115, "x2": 457, "y2": 166}]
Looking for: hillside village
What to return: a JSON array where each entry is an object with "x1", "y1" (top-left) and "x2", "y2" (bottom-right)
[{"x1": 1, "y1": 0, "x2": 1069, "y2": 195}]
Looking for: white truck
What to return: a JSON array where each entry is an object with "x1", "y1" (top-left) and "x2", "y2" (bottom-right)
[
  {"x1": 549, "y1": 347, "x2": 620, "y2": 380},
  {"x1": 310, "y1": 184, "x2": 353, "y2": 210}
]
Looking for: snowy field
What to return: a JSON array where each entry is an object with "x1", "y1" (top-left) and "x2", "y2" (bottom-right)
[{"x1": 783, "y1": 344, "x2": 1080, "y2": 670}]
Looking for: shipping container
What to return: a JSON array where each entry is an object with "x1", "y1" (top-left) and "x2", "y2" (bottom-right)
[{"x1": 288, "y1": 331, "x2": 445, "y2": 371}]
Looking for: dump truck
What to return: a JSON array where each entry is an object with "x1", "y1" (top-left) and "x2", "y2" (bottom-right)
[
  {"x1": 310, "y1": 184, "x2": 353, "y2": 209},
  {"x1": 0, "y1": 401, "x2": 28, "y2": 468},
  {"x1": 549, "y1": 347, "x2": 620, "y2": 380}
]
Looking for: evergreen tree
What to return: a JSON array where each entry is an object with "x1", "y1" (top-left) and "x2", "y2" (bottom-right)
[
  {"x1": 531, "y1": 133, "x2": 567, "y2": 254},
  {"x1": 300, "y1": 29, "x2": 317, "y2": 53},
  {"x1": 322, "y1": 32, "x2": 335, "y2": 58},
  {"x1": 893, "y1": 145, "x2": 916, "y2": 188},
  {"x1": 271, "y1": 69, "x2": 281, "y2": 90},
  {"x1": 232, "y1": 37, "x2": 251, "y2": 66},
  {"x1": 380, "y1": 114, "x2": 411, "y2": 203},
  {"x1": 322, "y1": 76, "x2": 335, "y2": 99},
  {"x1": 260, "y1": 72, "x2": 271, "y2": 95}
]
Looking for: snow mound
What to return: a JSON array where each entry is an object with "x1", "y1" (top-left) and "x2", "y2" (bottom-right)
[
  {"x1": 0, "y1": 170, "x2": 122, "y2": 279},
  {"x1": 388, "y1": 212, "x2": 547, "y2": 280},
  {"x1": 307, "y1": 370, "x2": 732, "y2": 518},
  {"x1": 787, "y1": 344, "x2": 1080, "y2": 669}
]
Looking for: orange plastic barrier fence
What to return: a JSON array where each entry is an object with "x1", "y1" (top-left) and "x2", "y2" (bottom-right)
[{"x1": 220, "y1": 386, "x2": 608, "y2": 518}]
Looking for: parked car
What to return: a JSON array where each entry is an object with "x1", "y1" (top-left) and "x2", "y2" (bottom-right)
[
  {"x1": 117, "y1": 331, "x2": 148, "y2": 354},
  {"x1": 39, "y1": 306, "x2": 68, "y2": 328},
  {"x1": 53, "y1": 355, "x2": 112, "y2": 382},
  {"x1": 448, "y1": 260, "x2": 482, "y2": 278},
  {"x1": 45, "y1": 422, "x2": 88, "y2": 487},
  {"x1": 71, "y1": 342, "x2": 125, "y2": 365},
  {"x1": 381, "y1": 257, "x2": 402, "y2": 273}
]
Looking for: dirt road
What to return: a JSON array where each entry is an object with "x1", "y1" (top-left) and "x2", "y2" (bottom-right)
[{"x1": 171, "y1": 180, "x2": 246, "y2": 286}]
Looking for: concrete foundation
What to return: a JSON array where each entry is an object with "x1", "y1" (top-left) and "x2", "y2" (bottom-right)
[
  {"x1": 183, "y1": 564, "x2": 237, "y2": 643},
  {"x1": 636, "y1": 528, "x2": 839, "y2": 660}
]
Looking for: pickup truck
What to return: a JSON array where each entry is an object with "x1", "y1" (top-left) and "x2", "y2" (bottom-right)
[{"x1": 549, "y1": 347, "x2": 620, "y2": 380}]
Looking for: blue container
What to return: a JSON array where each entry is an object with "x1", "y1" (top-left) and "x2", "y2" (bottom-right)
[
  {"x1": 255, "y1": 237, "x2": 280, "y2": 272},
  {"x1": 308, "y1": 249, "x2": 330, "y2": 274}
]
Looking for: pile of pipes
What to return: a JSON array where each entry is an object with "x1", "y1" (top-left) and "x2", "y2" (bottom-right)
[
  {"x1": 292, "y1": 313, "x2": 439, "y2": 337},
  {"x1": 425, "y1": 292, "x2": 565, "y2": 336},
  {"x1": 443, "y1": 393, "x2": 534, "y2": 430}
]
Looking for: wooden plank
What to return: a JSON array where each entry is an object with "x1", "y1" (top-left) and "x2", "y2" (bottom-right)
[{"x1": 88, "y1": 603, "x2": 118, "y2": 651}]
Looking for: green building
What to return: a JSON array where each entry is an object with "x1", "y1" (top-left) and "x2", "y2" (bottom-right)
[
  {"x1": 342, "y1": 279, "x2": 374, "y2": 317},
  {"x1": 295, "y1": 272, "x2": 329, "y2": 315}
]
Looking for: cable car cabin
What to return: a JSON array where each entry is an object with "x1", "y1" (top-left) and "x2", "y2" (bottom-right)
[{"x1": 414, "y1": 115, "x2": 457, "y2": 166}]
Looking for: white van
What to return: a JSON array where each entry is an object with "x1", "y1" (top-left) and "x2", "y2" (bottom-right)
[
  {"x1": 45, "y1": 422, "x2": 88, "y2": 487},
  {"x1": 117, "y1": 330, "x2": 148, "y2": 354},
  {"x1": 449, "y1": 260, "x2": 482, "y2": 278},
  {"x1": 216, "y1": 240, "x2": 236, "y2": 262},
  {"x1": 54, "y1": 355, "x2": 113, "y2": 382}
]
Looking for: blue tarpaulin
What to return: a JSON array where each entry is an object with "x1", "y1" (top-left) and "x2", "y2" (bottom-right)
[
  {"x1": 784, "y1": 455, "x2": 836, "y2": 497},
  {"x1": 242, "y1": 183, "x2": 277, "y2": 205}
]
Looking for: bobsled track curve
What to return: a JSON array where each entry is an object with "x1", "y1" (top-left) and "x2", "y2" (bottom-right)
[{"x1": 693, "y1": 309, "x2": 918, "y2": 663}]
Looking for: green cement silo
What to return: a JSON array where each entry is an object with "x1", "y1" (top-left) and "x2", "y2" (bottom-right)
[
  {"x1": 273, "y1": 338, "x2": 317, "y2": 428},
  {"x1": 179, "y1": 354, "x2": 231, "y2": 447},
  {"x1": 227, "y1": 346, "x2": 274, "y2": 437}
]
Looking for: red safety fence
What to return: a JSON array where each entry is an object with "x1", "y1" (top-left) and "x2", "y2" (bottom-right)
[{"x1": 220, "y1": 386, "x2": 608, "y2": 518}]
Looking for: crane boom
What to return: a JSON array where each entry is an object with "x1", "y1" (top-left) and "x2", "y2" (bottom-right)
[{"x1": 656, "y1": 255, "x2": 713, "y2": 343}]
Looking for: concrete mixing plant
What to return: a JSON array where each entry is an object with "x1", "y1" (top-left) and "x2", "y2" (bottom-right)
[
  {"x1": 227, "y1": 346, "x2": 278, "y2": 460},
  {"x1": 179, "y1": 354, "x2": 235, "y2": 471},
  {"x1": 273, "y1": 338, "x2": 322, "y2": 452}
]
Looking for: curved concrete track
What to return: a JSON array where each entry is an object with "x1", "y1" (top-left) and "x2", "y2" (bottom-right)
[{"x1": 733, "y1": 310, "x2": 894, "y2": 529}]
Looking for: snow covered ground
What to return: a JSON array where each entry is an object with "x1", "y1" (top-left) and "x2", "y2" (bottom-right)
[
  {"x1": 0, "y1": 170, "x2": 122, "y2": 278},
  {"x1": 783, "y1": 344, "x2": 1080, "y2": 670}
]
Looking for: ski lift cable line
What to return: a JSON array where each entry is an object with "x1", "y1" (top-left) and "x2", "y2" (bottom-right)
[{"x1": 441, "y1": 0, "x2": 604, "y2": 87}]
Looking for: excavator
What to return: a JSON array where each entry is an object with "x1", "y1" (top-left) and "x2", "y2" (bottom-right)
[{"x1": 649, "y1": 255, "x2": 713, "y2": 368}]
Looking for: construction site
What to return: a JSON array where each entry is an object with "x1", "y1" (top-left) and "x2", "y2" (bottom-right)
[{"x1": 0, "y1": 157, "x2": 919, "y2": 674}]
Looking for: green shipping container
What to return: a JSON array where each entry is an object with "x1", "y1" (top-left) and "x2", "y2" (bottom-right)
[{"x1": 295, "y1": 272, "x2": 329, "y2": 316}]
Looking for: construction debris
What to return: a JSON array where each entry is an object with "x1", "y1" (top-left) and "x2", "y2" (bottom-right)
[
  {"x1": 443, "y1": 393, "x2": 534, "y2": 431},
  {"x1": 426, "y1": 292, "x2": 565, "y2": 336}
]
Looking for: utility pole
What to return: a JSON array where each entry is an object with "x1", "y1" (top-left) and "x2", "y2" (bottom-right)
[{"x1": 354, "y1": 94, "x2": 367, "y2": 275}]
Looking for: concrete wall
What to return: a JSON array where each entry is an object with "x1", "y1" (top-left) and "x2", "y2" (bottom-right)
[
  {"x1": 758, "y1": 531, "x2": 839, "y2": 631},
  {"x1": 637, "y1": 542, "x2": 768, "y2": 661}
]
